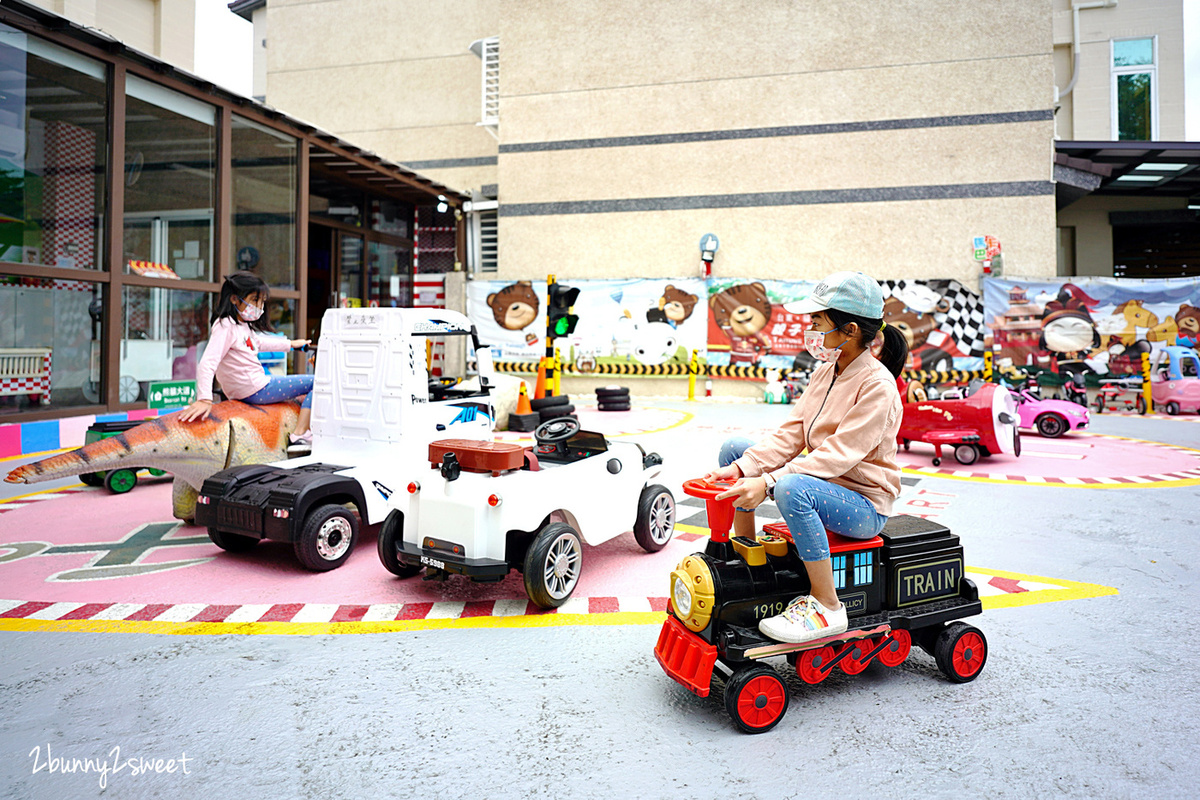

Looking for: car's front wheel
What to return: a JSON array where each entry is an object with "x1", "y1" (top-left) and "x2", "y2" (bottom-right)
[
  {"x1": 633, "y1": 484, "x2": 675, "y2": 552},
  {"x1": 377, "y1": 510, "x2": 422, "y2": 578},
  {"x1": 523, "y1": 522, "x2": 582, "y2": 608}
]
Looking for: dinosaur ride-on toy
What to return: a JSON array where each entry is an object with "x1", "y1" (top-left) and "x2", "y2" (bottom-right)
[{"x1": 654, "y1": 477, "x2": 987, "y2": 734}]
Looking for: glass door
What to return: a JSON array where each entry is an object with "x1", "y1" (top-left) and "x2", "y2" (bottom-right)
[{"x1": 336, "y1": 233, "x2": 364, "y2": 308}]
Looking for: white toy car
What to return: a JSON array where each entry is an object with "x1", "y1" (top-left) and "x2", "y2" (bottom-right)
[{"x1": 378, "y1": 417, "x2": 677, "y2": 608}]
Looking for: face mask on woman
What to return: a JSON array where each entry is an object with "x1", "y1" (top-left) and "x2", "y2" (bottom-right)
[
  {"x1": 803, "y1": 327, "x2": 847, "y2": 362},
  {"x1": 237, "y1": 299, "x2": 264, "y2": 322}
]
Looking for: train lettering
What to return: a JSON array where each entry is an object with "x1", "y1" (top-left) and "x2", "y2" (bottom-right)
[{"x1": 895, "y1": 558, "x2": 962, "y2": 607}]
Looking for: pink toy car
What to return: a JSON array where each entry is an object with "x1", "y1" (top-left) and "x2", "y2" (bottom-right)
[
  {"x1": 1149, "y1": 346, "x2": 1200, "y2": 415},
  {"x1": 1011, "y1": 382, "x2": 1090, "y2": 438}
]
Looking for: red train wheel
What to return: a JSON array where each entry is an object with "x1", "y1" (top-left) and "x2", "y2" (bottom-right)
[
  {"x1": 724, "y1": 666, "x2": 789, "y2": 734},
  {"x1": 838, "y1": 638, "x2": 874, "y2": 675},
  {"x1": 795, "y1": 645, "x2": 835, "y2": 684},
  {"x1": 934, "y1": 623, "x2": 988, "y2": 683},
  {"x1": 876, "y1": 629, "x2": 912, "y2": 668}
]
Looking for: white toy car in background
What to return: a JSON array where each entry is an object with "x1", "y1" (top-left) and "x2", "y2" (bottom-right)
[{"x1": 378, "y1": 417, "x2": 676, "y2": 608}]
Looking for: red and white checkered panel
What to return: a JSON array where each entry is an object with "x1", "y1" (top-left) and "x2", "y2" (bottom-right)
[{"x1": 42, "y1": 121, "x2": 97, "y2": 270}]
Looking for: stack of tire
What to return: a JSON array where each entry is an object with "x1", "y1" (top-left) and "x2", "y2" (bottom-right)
[
  {"x1": 532, "y1": 394, "x2": 576, "y2": 424},
  {"x1": 596, "y1": 386, "x2": 631, "y2": 412}
]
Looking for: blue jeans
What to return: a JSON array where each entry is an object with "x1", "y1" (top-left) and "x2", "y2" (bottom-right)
[
  {"x1": 240, "y1": 375, "x2": 314, "y2": 409},
  {"x1": 718, "y1": 437, "x2": 888, "y2": 562}
]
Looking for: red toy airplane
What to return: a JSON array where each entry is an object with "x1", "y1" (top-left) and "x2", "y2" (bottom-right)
[{"x1": 898, "y1": 380, "x2": 1021, "y2": 466}]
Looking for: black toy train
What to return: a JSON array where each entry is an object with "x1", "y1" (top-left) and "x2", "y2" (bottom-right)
[{"x1": 654, "y1": 478, "x2": 987, "y2": 734}]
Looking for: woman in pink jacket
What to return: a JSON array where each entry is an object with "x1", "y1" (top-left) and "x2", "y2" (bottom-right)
[
  {"x1": 706, "y1": 271, "x2": 909, "y2": 644},
  {"x1": 178, "y1": 273, "x2": 314, "y2": 445}
]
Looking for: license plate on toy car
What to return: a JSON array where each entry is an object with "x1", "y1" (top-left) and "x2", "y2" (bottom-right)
[{"x1": 420, "y1": 556, "x2": 445, "y2": 570}]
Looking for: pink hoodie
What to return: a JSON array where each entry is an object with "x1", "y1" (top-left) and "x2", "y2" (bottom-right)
[
  {"x1": 732, "y1": 350, "x2": 903, "y2": 515},
  {"x1": 195, "y1": 317, "x2": 292, "y2": 402}
]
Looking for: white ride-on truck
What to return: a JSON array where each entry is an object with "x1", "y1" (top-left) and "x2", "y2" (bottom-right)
[{"x1": 195, "y1": 308, "x2": 497, "y2": 570}]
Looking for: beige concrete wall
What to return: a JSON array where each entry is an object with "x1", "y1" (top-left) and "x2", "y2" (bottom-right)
[
  {"x1": 251, "y1": 5, "x2": 267, "y2": 99},
  {"x1": 494, "y1": 0, "x2": 1056, "y2": 289},
  {"x1": 29, "y1": 0, "x2": 195, "y2": 71},
  {"x1": 1057, "y1": 194, "x2": 1189, "y2": 275},
  {"x1": 264, "y1": 0, "x2": 498, "y2": 193},
  {"x1": 1052, "y1": 0, "x2": 1185, "y2": 140}
]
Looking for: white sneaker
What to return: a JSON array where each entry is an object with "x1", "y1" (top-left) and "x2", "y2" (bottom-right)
[
  {"x1": 287, "y1": 430, "x2": 312, "y2": 453},
  {"x1": 758, "y1": 595, "x2": 848, "y2": 644}
]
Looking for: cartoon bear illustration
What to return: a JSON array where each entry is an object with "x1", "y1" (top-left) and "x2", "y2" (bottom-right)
[
  {"x1": 654, "y1": 284, "x2": 699, "y2": 328},
  {"x1": 710, "y1": 282, "x2": 773, "y2": 365},
  {"x1": 883, "y1": 295, "x2": 960, "y2": 371},
  {"x1": 487, "y1": 281, "x2": 540, "y2": 331},
  {"x1": 1176, "y1": 304, "x2": 1200, "y2": 348}
]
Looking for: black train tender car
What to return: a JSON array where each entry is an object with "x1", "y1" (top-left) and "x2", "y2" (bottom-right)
[{"x1": 654, "y1": 482, "x2": 987, "y2": 733}]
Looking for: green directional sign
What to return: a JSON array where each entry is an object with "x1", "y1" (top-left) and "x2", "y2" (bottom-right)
[{"x1": 147, "y1": 380, "x2": 197, "y2": 409}]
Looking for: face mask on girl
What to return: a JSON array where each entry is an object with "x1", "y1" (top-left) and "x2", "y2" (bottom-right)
[
  {"x1": 803, "y1": 327, "x2": 846, "y2": 362},
  {"x1": 237, "y1": 299, "x2": 264, "y2": 322}
]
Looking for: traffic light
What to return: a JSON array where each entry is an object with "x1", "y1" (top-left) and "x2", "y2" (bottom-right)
[{"x1": 547, "y1": 283, "x2": 580, "y2": 338}]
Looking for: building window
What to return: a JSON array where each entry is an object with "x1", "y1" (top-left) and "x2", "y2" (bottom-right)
[
  {"x1": 1112, "y1": 37, "x2": 1156, "y2": 141},
  {"x1": 467, "y1": 200, "x2": 498, "y2": 273},
  {"x1": 832, "y1": 555, "x2": 846, "y2": 590},
  {"x1": 231, "y1": 115, "x2": 296, "y2": 289},
  {"x1": 368, "y1": 240, "x2": 413, "y2": 308},
  {"x1": 123, "y1": 75, "x2": 216, "y2": 280},
  {"x1": 0, "y1": 23, "x2": 108, "y2": 272},
  {"x1": 853, "y1": 551, "x2": 873, "y2": 586}
]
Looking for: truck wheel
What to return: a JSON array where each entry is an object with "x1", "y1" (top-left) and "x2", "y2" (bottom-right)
[
  {"x1": 934, "y1": 622, "x2": 988, "y2": 683},
  {"x1": 633, "y1": 484, "x2": 675, "y2": 552},
  {"x1": 80, "y1": 472, "x2": 102, "y2": 487},
  {"x1": 208, "y1": 527, "x2": 258, "y2": 553},
  {"x1": 295, "y1": 504, "x2": 358, "y2": 571},
  {"x1": 724, "y1": 664, "x2": 789, "y2": 734},
  {"x1": 523, "y1": 522, "x2": 582, "y2": 608},
  {"x1": 1035, "y1": 413, "x2": 1066, "y2": 438},
  {"x1": 1167, "y1": 401, "x2": 1180, "y2": 416},
  {"x1": 104, "y1": 468, "x2": 138, "y2": 494},
  {"x1": 377, "y1": 510, "x2": 421, "y2": 578},
  {"x1": 953, "y1": 444, "x2": 979, "y2": 466}
]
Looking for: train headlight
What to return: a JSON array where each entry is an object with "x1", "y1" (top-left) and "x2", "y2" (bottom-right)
[
  {"x1": 670, "y1": 555, "x2": 715, "y2": 633},
  {"x1": 672, "y1": 576, "x2": 693, "y2": 617}
]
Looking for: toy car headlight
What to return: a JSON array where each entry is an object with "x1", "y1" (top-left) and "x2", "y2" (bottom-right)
[
  {"x1": 672, "y1": 576, "x2": 693, "y2": 617},
  {"x1": 670, "y1": 555, "x2": 715, "y2": 632}
]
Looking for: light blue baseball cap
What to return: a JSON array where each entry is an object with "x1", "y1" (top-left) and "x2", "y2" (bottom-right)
[{"x1": 789, "y1": 271, "x2": 884, "y2": 319}]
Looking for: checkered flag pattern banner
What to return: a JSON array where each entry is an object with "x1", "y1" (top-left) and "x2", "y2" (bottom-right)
[{"x1": 882, "y1": 279, "x2": 987, "y2": 358}]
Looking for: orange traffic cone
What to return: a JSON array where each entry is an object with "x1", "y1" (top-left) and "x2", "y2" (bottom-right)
[
  {"x1": 533, "y1": 357, "x2": 548, "y2": 400},
  {"x1": 516, "y1": 381, "x2": 533, "y2": 415}
]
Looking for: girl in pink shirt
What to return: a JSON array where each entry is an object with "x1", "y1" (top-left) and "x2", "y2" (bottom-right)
[
  {"x1": 706, "y1": 271, "x2": 909, "y2": 645},
  {"x1": 178, "y1": 273, "x2": 314, "y2": 445}
]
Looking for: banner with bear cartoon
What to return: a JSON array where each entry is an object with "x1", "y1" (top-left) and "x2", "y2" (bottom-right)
[
  {"x1": 466, "y1": 278, "x2": 708, "y2": 369},
  {"x1": 982, "y1": 277, "x2": 1200, "y2": 377},
  {"x1": 706, "y1": 278, "x2": 987, "y2": 371}
]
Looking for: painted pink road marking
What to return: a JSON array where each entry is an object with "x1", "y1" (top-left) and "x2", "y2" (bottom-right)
[{"x1": 989, "y1": 576, "x2": 1028, "y2": 594}]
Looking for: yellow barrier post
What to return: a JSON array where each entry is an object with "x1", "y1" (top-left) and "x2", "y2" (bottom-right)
[
  {"x1": 688, "y1": 349, "x2": 698, "y2": 400},
  {"x1": 1141, "y1": 351, "x2": 1153, "y2": 413},
  {"x1": 984, "y1": 350, "x2": 993, "y2": 382}
]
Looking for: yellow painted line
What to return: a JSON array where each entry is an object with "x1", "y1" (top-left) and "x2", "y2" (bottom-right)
[
  {"x1": 0, "y1": 482, "x2": 86, "y2": 503},
  {"x1": 902, "y1": 469, "x2": 1200, "y2": 489},
  {"x1": 0, "y1": 611, "x2": 667, "y2": 636},
  {"x1": 0, "y1": 447, "x2": 73, "y2": 463},
  {"x1": 607, "y1": 406, "x2": 694, "y2": 438},
  {"x1": 970, "y1": 566, "x2": 1118, "y2": 609}
]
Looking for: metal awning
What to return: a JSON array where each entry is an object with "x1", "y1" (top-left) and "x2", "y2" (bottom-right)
[{"x1": 1055, "y1": 141, "x2": 1200, "y2": 203}]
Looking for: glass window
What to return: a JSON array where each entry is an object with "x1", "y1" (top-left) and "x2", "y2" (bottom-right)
[
  {"x1": 337, "y1": 234, "x2": 364, "y2": 307},
  {"x1": 1113, "y1": 38, "x2": 1153, "y2": 67},
  {"x1": 853, "y1": 552, "x2": 873, "y2": 586},
  {"x1": 1112, "y1": 38, "x2": 1155, "y2": 141},
  {"x1": 370, "y1": 198, "x2": 411, "y2": 238},
  {"x1": 0, "y1": 23, "x2": 108, "y2": 271},
  {"x1": 232, "y1": 115, "x2": 296, "y2": 288},
  {"x1": 123, "y1": 75, "x2": 216, "y2": 280},
  {"x1": 310, "y1": 175, "x2": 362, "y2": 226},
  {"x1": 120, "y1": 285, "x2": 212, "y2": 402},
  {"x1": 368, "y1": 240, "x2": 412, "y2": 308},
  {"x1": 0, "y1": 277, "x2": 104, "y2": 415}
]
